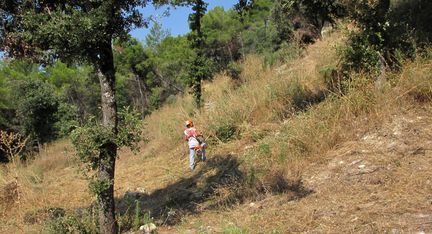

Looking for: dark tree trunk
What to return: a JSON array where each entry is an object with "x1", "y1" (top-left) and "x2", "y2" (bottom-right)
[
  {"x1": 97, "y1": 44, "x2": 118, "y2": 234},
  {"x1": 193, "y1": 75, "x2": 202, "y2": 108}
]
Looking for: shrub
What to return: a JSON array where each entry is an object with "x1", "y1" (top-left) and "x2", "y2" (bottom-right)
[
  {"x1": 54, "y1": 103, "x2": 80, "y2": 138},
  {"x1": 211, "y1": 123, "x2": 237, "y2": 143},
  {"x1": 341, "y1": 32, "x2": 381, "y2": 74},
  {"x1": 222, "y1": 223, "x2": 244, "y2": 234},
  {"x1": 13, "y1": 79, "x2": 59, "y2": 145},
  {"x1": 227, "y1": 62, "x2": 243, "y2": 81},
  {"x1": 149, "y1": 87, "x2": 164, "y2": 111},
  {"x1": 0, "y1": 130, "x2": 28, "y2": 162},
  {"x1": 70, "y1": 107, "x2": 143, "y2": 197},
  {"x1": 43, "y1": 212, "x2": 97, "y2": 234},
  {"x1": 342, "y1": 0, "x2": 432, "y2": 75}
]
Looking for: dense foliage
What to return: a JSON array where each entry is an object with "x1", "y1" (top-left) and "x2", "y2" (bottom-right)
[
  {"x1": 13, "y1": 79, "x2": 59, "y2": 146},
  {"x1": 342, "y1": 0, "x2": 432, "y2": 73}
]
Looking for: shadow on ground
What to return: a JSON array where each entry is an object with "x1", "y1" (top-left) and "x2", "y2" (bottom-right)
[
  {"x1": 115, "y1": 154, "x2": 314, "y2": 228},
  {"x1": 21, "y1": 155, "x2": 313, "y2": 231}
]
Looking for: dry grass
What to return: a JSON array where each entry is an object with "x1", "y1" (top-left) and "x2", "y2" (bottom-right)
[
  {"x1": 1, "y1": 31, "x2": 432, "y2": 233},
  {"x1": 144, "y1": 32, "x2": 345, "y2": 150},
  {"x1": 0, "y1": 140, "x2": 90, "y2": 232},
  {"x1": 171, "y1": 56, "x2": 432, "y2": 233},
  {"x1": 187, "y1": 105, "x2": 432, "y2": 233}
]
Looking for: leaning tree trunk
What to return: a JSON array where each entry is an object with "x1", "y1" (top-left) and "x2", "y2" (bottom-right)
[{"x1": 97, "y1": 45, "x2": 119, "y2": 234}]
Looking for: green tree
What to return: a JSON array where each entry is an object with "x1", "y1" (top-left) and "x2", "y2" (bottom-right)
[
  {"x1": 146, "y1": 35, "x2": 193, "y2": 97},
  {"x1": 13, "y1": 79, "x2": 59, "y2": 146},
  {"x1": 343, "y1": 0, "x2": 432, "y2": 71},
  {"x1": 114, "y1": 36, "x2": 153, "y2": 115},
  {"x1": 0, "y1": 60, "x2": 45, "y2": 129},
  {"x1": 144, "y1": 22, "x2": 190, "y2": 111},
  {"x1": 145, "y1": 20, "x2": 170, "y2": 53},
  {"x1": 45, "y1": 61, "x2": 100, "y2": 121},
  {"x1": 272, "y1": 0, "x2": 294, "y2": 44},
  {"x1": 202, "y1": 7, "x2": 242, "y2": 71},
  {"x1": 239, "y1": 0, "x2": 277, "y2": 54},
  {"x1": 188, "y1": 0, "x2": 211, "y2": 108},
  {"x1": 0, "y1": 1, "x2": 177, "y2": 233},
  {"x1": 339, "y1": 0, "x2": 389, "y2": 73},
  {"x1": 0, "y1": 63, "x2": 10, "y2": 127},
  {"x1": 234, "y1": 0, "x2": 255, "y2": 23},
  {"x1": 296, "y1": 0, "x2": 346, "y2": 31},
  {"x1": 271, "y1": 0, "x2": 346, "y2": 45}
]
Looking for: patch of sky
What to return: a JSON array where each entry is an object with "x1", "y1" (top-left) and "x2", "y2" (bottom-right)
[{"x1": 130, "y1": 0, "x2": 238, "y2": 42}]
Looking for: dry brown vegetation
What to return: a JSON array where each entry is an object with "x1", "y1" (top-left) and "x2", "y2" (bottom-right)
[{"x1": 1, "y1": 32, "x2": 432, "y2": 233}]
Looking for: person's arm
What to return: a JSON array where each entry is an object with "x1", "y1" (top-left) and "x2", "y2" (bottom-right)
[{"x1": 183, "y1": 130, "x2": 189, "y2": 141}]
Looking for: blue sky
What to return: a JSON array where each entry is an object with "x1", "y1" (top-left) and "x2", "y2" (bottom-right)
[{"x1": 130, "y1": 0, "x2": 238, "y2": 42}]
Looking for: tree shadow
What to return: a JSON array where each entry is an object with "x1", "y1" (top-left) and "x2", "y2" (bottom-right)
[
  {"x1": 32, "y1": 154, "x2": 313, "y2": 232},
  {"x1": 115, "y1": 154, "x2": 314, "y2": 228}
]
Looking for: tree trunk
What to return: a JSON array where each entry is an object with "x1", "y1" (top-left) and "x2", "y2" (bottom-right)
[
  {"x1": 193, "y1": 75, "x2": 202, "y2": 108},
  {"x1": 97, "y1": 45, "x2": 118, "y2": 234},
  {"x1": 135, "y1": 75, "x2": 146, "y2": 116}
]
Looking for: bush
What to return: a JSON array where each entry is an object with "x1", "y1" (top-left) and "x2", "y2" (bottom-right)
[
  {"x1": 227, "y1": 62, "x2": 242, "y2": 81},
  {"x1": 342, "y1": 32, "x2": 381, "y2": 74},
  {"x1": 43, "y1": 212, "x2": 97, "y2": 234},
  {"x1": 269, "y1": 78, "x2": 325, "y2": 120},
  {"x1": 13, "y1": 79, "x2": 59, "y2": 145},
  {"x1": 211, "y1": 123, "x2": 237, "y2": 143},
  {"x1": 222, "y1": 223, "x2": 244, "y2": 234},
  {"x1": 342, "y1": 0, "x2": 432, "y2": 75},
  {"x1": 54, "y1": 103, "x2": 79, "y2": 138}
]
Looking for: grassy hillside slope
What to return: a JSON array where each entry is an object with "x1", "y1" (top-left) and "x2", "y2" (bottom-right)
[{"x1": 1, "y1": 31, "x2": 431, "y2": 233}]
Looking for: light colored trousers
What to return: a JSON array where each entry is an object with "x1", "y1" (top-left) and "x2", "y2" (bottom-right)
[{"x1": 189, "y1": 143, "x2": 206, "y2": 170}]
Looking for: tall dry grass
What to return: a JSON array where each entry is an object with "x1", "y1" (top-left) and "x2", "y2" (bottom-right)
[
  {"x1": 133, "y1": 32, "x2": 355, "y2": 204},
  {"x1": 144, "y1": 32, "x2": 345, "y2": 150},
  {"x1": 1, "y1": 30, "x2": 431, "y2": 233},
  {"x1": 171, "y1": 33, "x2": 429, "y2": 205},
  {"x1": 0, "y1": 140, "x2": 90, "y2": 232}
]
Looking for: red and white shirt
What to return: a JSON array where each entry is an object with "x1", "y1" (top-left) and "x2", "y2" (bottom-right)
[{"x1": 184, "y1": 127, "x2": 199, "y2": 148}]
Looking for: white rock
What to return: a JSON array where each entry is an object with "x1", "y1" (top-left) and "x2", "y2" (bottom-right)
[
  {"x1": 139, "y1": 223, "x2": 157, "y2": 233},
  {"x1": 358, "y1": 165, "x2": 366, "y2": 169},
  {"x1": 136, "y1": 187, "x2": 149, "y2": 195},
  {"x1": 244, "y1": 145, "x2": 253, "y2": 150}
]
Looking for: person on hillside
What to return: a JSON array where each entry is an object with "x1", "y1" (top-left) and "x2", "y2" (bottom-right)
[{"x1": 184, "y1": 119, "x2": 206, "y2": 170}]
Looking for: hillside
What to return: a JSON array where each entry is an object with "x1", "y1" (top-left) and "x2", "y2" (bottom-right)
[{"x1": 1, "y1": 31, "x2": 432, "y2": 233}]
